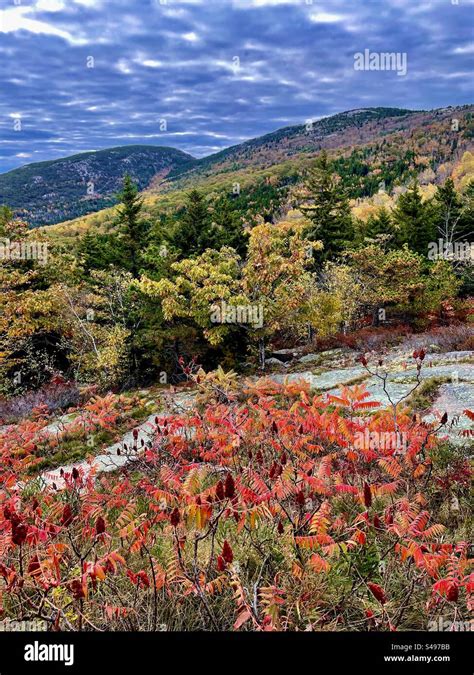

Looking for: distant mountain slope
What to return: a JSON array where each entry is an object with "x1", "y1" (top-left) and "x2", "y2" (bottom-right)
[
  {"x1": 0, "y1": 145, "x2": 195, "y2": 226},
  {"x1": 170, "y1": 107, "x2": 416, "y2": 180},
  {"x1": 166, "y1": 105, "x2": 474, "y2": 187},
  {"x1": 3, "y1": 105, "x2": 474, "y2": 227}
]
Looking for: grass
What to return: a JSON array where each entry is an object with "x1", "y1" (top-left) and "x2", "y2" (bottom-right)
[
  {"x1": 27, "y1": 399, "x2": 155, "y2": 474},
  {"x1": 405, "y1": 376, "x2": 451, "y2": 413}
]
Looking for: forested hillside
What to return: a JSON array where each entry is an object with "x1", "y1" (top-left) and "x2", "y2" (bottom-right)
[
  {"x1": 0, "y1": 145, "x2": 194, "y2": 226},
  {"x1": 32, "y1": 104, "x2": 474, "y2": 242},
  {"x1": 2, "y1": 105, "x2": 473, "y2": 229}
]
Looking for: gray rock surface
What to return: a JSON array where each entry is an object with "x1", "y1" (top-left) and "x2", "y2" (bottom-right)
[{"x1": 298, "y1": 353, "x2": 320, "y2": 364}]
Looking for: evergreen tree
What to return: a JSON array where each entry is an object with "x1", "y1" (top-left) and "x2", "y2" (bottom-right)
[
  {"x1": 392, "y1": 180, "x2": 435, "y2": 255},
  {"x1": 171, "y1": 189, "x2": 213, "y2": 256},
  {"x1": 78, "y1": 231, "x2": 127, "y2": 272},
  {"x1": 0, "y1": 205, "x2": 28, "y2": 240},
  {"x1": 434, "y1": 178, "x2": 461, "y2": 241},
  {"x1": 78, "y1": 231, "x2": 102, "y2": 271},
  {"x1": 0, "y1": 205, "x2": 14, "y2": 235},
  {"x1": 115, "y1": 175, "x2": 148, "y2": 277},
  {"x1": 459, "y1": 181, "x2": 474, "y2": 241},
  {"x1": 302, "y1": 151, "x2": 354, "y2": 260},
  {"x1": 211, "y1": 196, "x2": 248, "y2": 256},
  {"x1": 365, "y1": 206, "x2": 394, "y2": 241}
]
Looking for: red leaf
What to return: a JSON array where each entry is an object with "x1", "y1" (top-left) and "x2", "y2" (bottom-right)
[
  {"x1": 447, "y1": 583, "x2": 459, "y2": 602},
  {"x1": 215, "y1": 480, "x2": 225, "y2": 501},
  {"x1": 296, "y1": 490, "x2": 305, "y2": 506},
  {"x1": 363, "y1": 483, "x2": 372, "y2": 508},
  {"x1": 28, "y1": 555, "x2": 41, "y2": 577},
  {"x1": 224, "y1": 473, "x2": 235, "y2": 499},
  {"x1": 95, "y1": 516, "x2": 106, "y2": 535},
  {"x1": 170, "y1": 508, "x2": 180, "y2": 527},
  {"x1": 11, "y1": 521, "x2": 27, "y2": 546},
  {"x1": 69, "y1": 580, "x2": 85, "y2": 600},
  {"x1": 234, "y1": 609, "x2": 251, "y2": 630},
  {"x1": 222, "y1": 540, "x2": 233, "y2": 564},
  {"x1": 61, "y1": 504, "x2": 73, "y2": 527},
  {"x1": 368, "y1": 582, "x2": 386, "y2": 604}
]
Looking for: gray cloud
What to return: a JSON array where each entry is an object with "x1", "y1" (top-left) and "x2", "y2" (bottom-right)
[{"x1": 0, "y1": 0, "x2": 472, "y2": 171}]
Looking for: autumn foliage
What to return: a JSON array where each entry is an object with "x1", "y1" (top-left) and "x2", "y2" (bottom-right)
[{"x1": 0, "y1": 372, "x2": 471, "y2": 632}]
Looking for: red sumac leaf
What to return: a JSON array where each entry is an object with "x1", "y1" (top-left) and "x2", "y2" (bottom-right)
[
  {"x1": 224, "y1": 473, "x2": 235, "y2": 499},
  {"x1": 170, "y1": 508, "x2": 180, "y2": 527},
  {"x1": 95, "y1": 516, "x2": 106, "y2": 535},
  {"x1": 447, "y1": 583, "x2": 459, "y2": 602},
  {"x1": 222, "y1": 540, "x2": 233, "y2": 564},
  {"x1": 364, "y1": 483, "x2": 372, "y2": 508},
  {"x1": 368, "y1": 582, "x2": 386, "y2": 604},
  {"x1": 215, "y1": 480, "x2": 225, "y2": 501},
  {"x1": 61, "y1": 504, "x2": 73, "y2": 527},
  {"x1": 12, "y1": 521, "x2": 27, "y2": 546}
]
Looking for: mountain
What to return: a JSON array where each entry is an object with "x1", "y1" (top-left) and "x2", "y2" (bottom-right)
[
  {"x1": 0, "y1": 145, "x2": 195, "y2": 226},
  {"x1": 167, "y1": 105, "x2": 473, "y2": 187},
  {"x1": 2, "y1": 105, "x2": 474, "y2": 227},
  {"x1": 169, "y1": 107, "x2": 416, "y2": 181}
]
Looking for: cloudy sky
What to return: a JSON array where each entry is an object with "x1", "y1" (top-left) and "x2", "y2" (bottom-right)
[{"x1": 0, "y1": 0, "x2": 472, "y2": 172}]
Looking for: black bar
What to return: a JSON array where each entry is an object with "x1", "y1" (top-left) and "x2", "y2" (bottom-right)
[{"x1": 0, "y1": 631, "x2": 470, "y2": 674}]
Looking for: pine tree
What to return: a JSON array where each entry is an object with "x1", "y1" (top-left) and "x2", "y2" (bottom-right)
[
  {"x1": 115, "y1": 175, "x2": 148, "y2": 277},
  {"x1": 392, "y1": 180, "x2": 436, "y2": 255},
  {"x1": 302, "y1": 151, "x2": 354, "y2": 260}
]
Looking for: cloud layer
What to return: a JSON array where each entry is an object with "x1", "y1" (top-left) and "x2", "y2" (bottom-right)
[{"x1": 0, "y1": 0, "x2": 472, "y2": 172}]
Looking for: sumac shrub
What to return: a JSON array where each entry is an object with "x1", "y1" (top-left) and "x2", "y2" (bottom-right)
[{"x1": 0, "y1": 380, "x2": 471, "y2": 631}]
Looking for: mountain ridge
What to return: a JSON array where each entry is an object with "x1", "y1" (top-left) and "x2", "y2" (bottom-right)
[
  {"x1": 0, "y1": 145, "x2": 195, "y2": 226},
  {"x1": 2, "y1": 104, "x2": 473, "y2": 227}
]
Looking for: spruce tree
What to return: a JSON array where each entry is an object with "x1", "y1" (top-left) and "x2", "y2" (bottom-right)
[
  {"x1": 171, "y1": 189, "x2": 213, "y2": 256},
  {"x1": 459, "y1": 181, "x2": 474, "y2": 241},
  {"x1": 365, "y1": 206, "x2": 394, "y2": 241},
  {"x1": 78, "y1": 231, "x2": 125, "y2": 272},
  {"x1": 211, "y1": 195, "x2": 248, "y2": 256},
  {"x1": 302, "y1": 150, "x2": 354, "y2": 260},
  {"x1": 0, "y1": 205, "x2": 14, "y2": 236},
  {"x1": 392, "y1": 180, "x2": 435, "y2": 255},
  {"x1": 78, "y1": 231, "x2": 103, "y2": 271},
  {"x1": 115, "y1": 174, "x2": 148, "y2": 277}
]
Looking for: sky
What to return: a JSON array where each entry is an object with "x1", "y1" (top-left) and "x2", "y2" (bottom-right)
[{"x1": 0, "y1": 0, "x2": 473, "y2": 173}]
